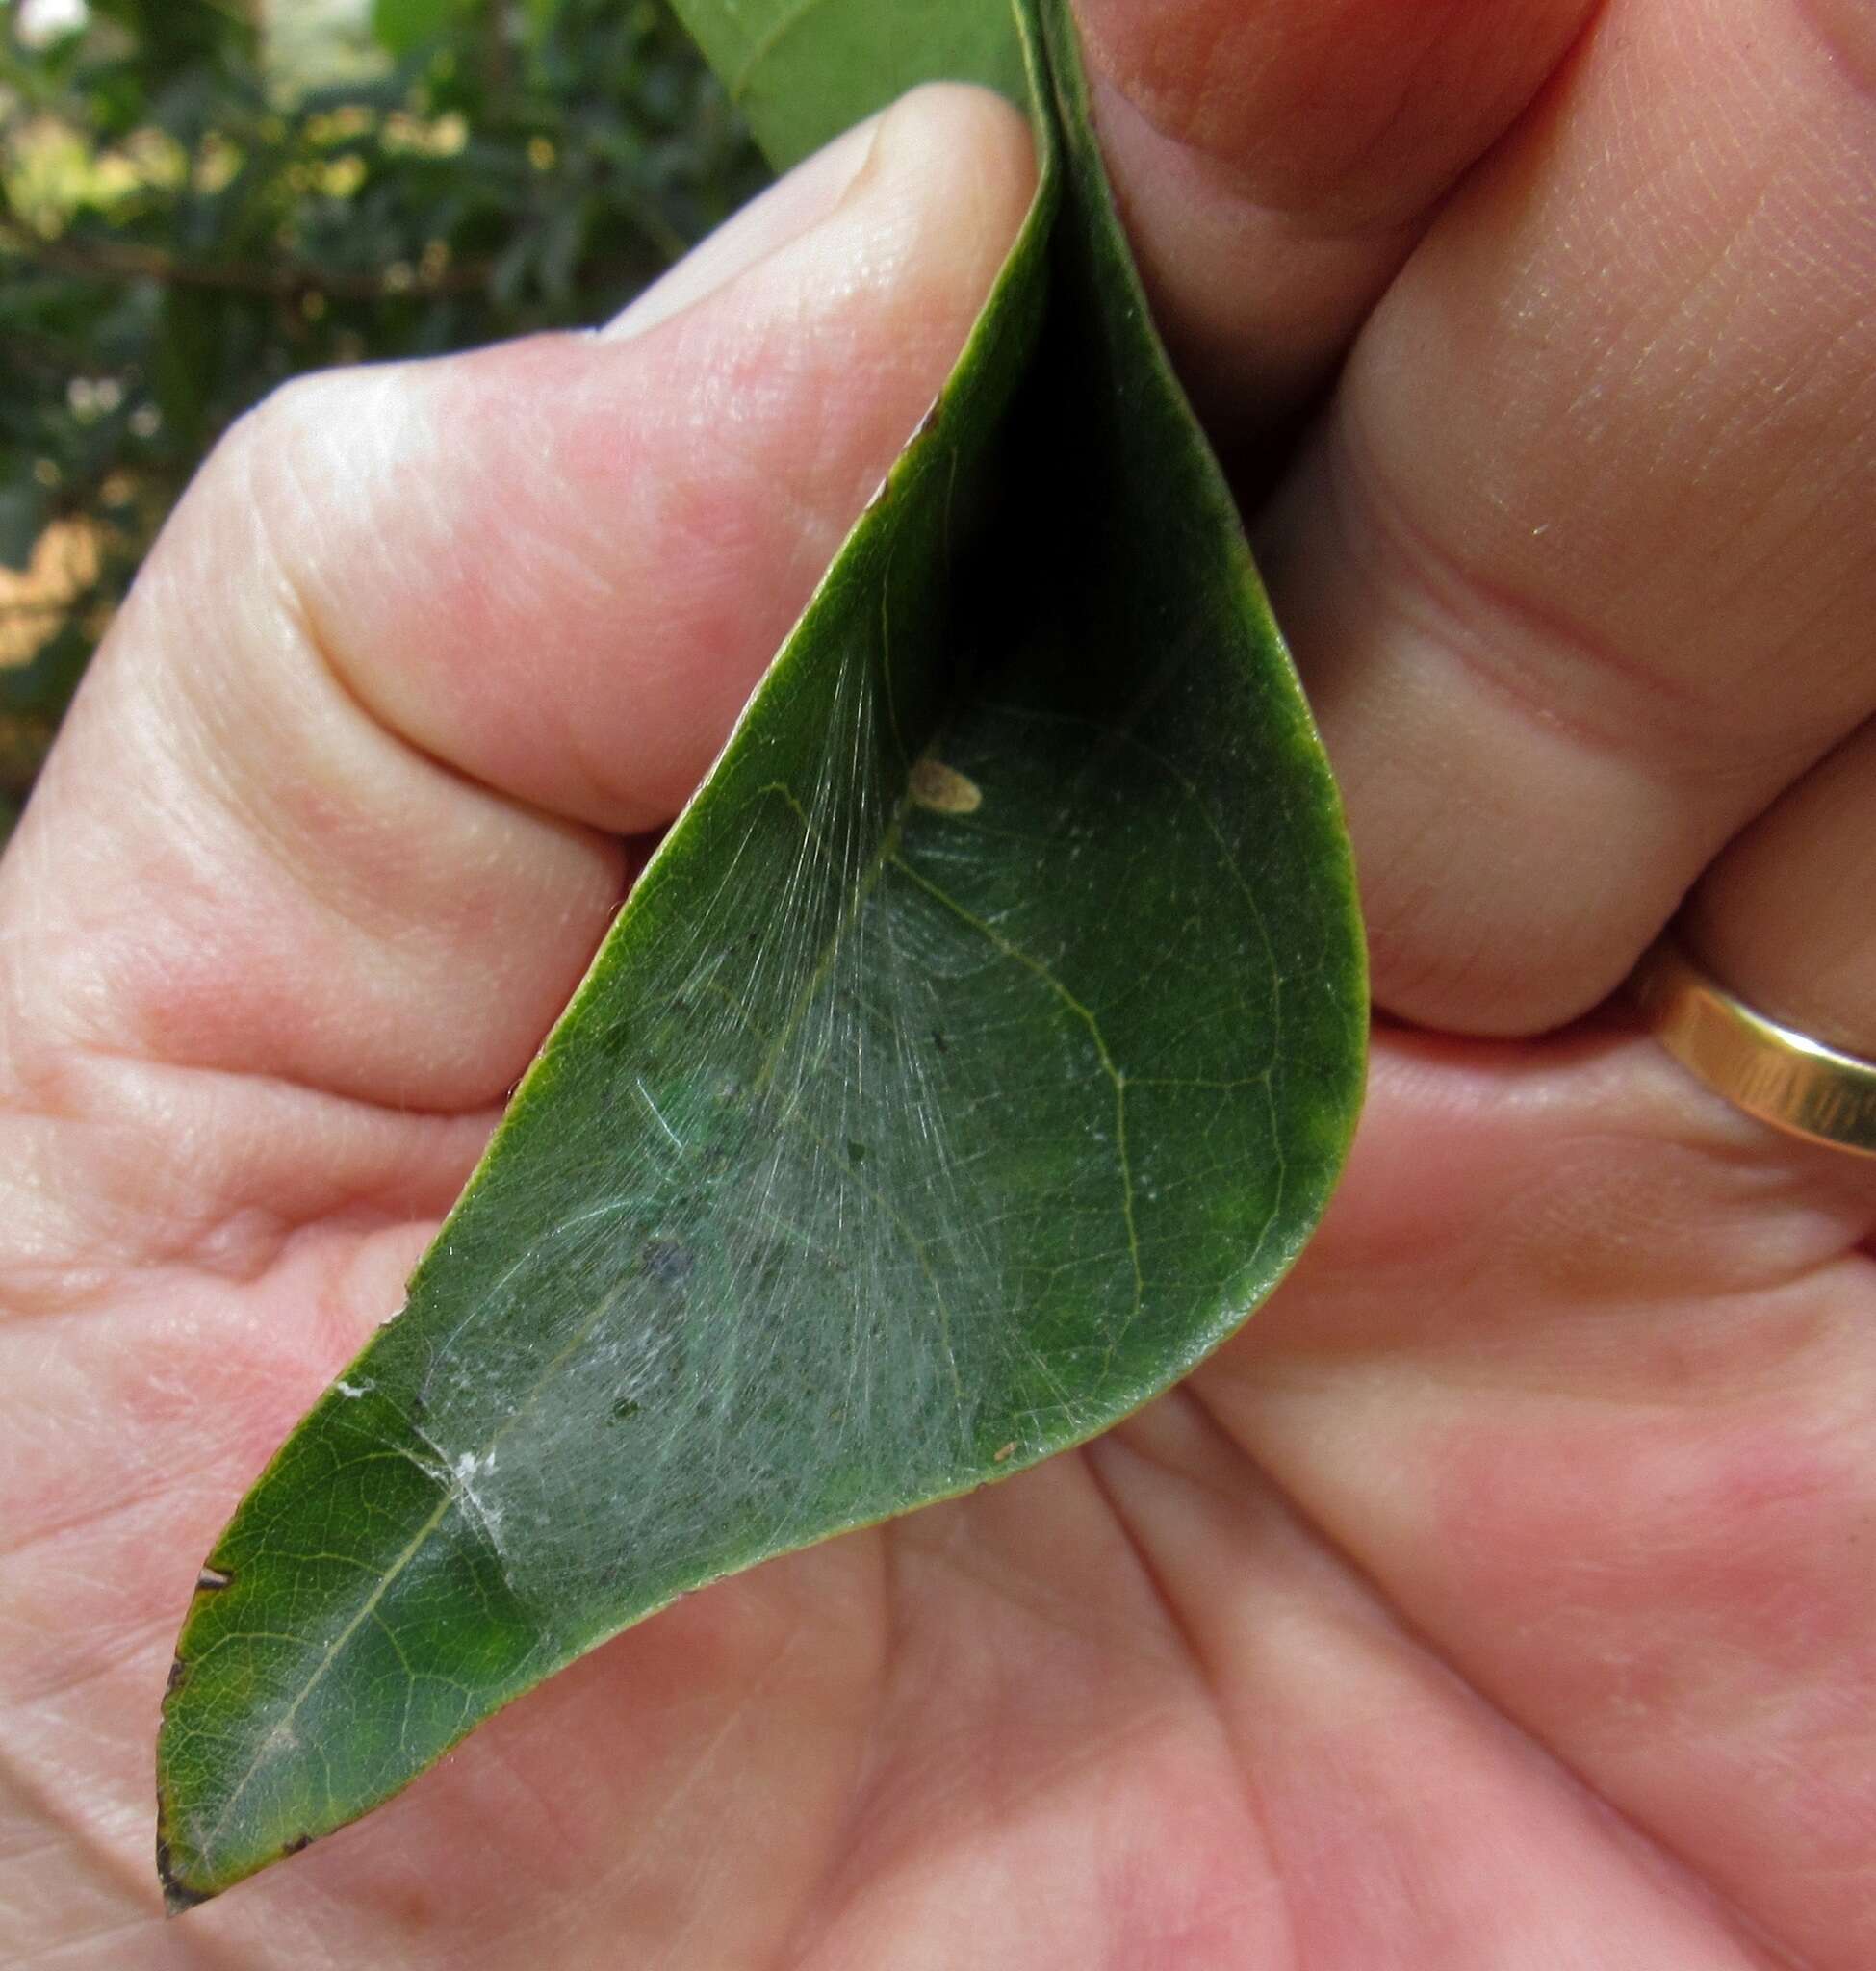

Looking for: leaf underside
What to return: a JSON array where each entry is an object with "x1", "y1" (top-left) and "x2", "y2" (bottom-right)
[{"x1": 155, "y1": 0, "x2": 1365, "y2": 1908}]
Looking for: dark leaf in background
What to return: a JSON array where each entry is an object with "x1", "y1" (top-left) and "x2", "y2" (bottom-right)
[{"x1": 0, "y1": 483, "x2": 42, "y2": 570}]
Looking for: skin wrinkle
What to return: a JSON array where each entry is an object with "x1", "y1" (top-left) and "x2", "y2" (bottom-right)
[
  {"x1": 804, "y1": 1720, "x2": 1261, "y2": 1970},
  {"x1": 0, "y1": 1753, "x2": 246, "y2": 1971},
  {"x1": 1092, "y1": 78, "x2": 1409, "y2": 252},
  {"x1": 1276, "y1": 12, "x2": 1876, "y2": 1048},
  {"x1": 1076, "y1": 1420, "x2": 1300, "y2": 1970},
  {"x1": 1309, "y1": 412, "x2": 1859, "y2": 880},
  {"x1": 1292, "y1": 4, "x2": 1468, "y2": 218},
  {"x1": 592, "y1": 1610, "x2": 875, "y2": 1971},
  {"x1": 1203, "y1": 1364, "x2": 1876, "y2": 1955},
  {"x1": 3, "y1": 1337, "x2": 340, "y2": 1574},
  {"x1": 244, "y1": 407, "x2": 629, "y2": 930},
  {"x1": 898, "y1": 1483, "x2": 1190, "y2": 1672},
  {"x1": 1320, "y1": 398, "x2": 1726, "y2": 774},
  {"x1": 0, "y1": 1043, "x2": 489, "y2": 1304},
  {"x1": 0, "y1": 1610, "x2": 175, "y2": 1713},
  {"x1": 1240, "y1": 1282, "x2": 1867, "y2": 1419},
  {"x1": 773, "y1": 1548, "x2": 893, "y2": 1971},
  {"x1": 1154, "y1": 1390, "x2": 1808, "y2": 1971},
  {"x1": 786, "y1": 1519, "x2": 1251, "y2": 1969},
  {"x1": 38, "y1": 443, "x2": 621, "y2": 1113}
]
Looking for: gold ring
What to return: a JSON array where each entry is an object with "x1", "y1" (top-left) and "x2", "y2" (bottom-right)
[{"x1": 1630, "y1": 935, "x2": 1876, "y2": 1159}]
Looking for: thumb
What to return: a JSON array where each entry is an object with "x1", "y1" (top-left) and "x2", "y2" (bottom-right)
[
  {"x1": 246, "y1": 80, "x2": 1037, "y2": 837},
  {"x1": 0, "y1": 85, "x2": 1035, "y2": 1165}
]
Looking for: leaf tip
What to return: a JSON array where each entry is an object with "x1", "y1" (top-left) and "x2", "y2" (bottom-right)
[{"x1": 156, "y1": 1831, "x2": 213, "y2": 1917}]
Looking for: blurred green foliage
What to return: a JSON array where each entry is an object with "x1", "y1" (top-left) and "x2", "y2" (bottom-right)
[{"x1": 0, "y1": 0, "x2": 765, "y2": 837}]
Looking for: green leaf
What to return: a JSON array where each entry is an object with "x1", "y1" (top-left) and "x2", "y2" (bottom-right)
[
  {"x1": 518, "y1": 0, "x2": 562, "y2": 49},
  {"x1": 0, "y1": 619, "x2": 92, "y2": 726},
  {"x1": 149, "y1": 289, "x2": 218, "y2": 462},
  {"x1": 155, "y1": 0, "x2": 1365, "y2": 1908},
  {"x1": 0, "y1": 483, "x2": 42, "y2": 571},
  {"x1": 370, "y1": 0, "x2": 459, "y2": 59},
  {"x1": 672, "y1": 0, "x2": 1029, "y2": 170}
]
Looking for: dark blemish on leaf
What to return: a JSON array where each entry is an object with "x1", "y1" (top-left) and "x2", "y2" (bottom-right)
[
  {"x1": 641, "y1": 1239, "x2": 695, "y2": 1286},
  {"x1": 992, "y1": 1442, "x2": 1017, "y2": 1464},
  {"x1": 164, "y1": 1655, "x2": 189, "y2": 1700},
  {"x1": 913, "y1": 394, "x2": 942, "y2": 442},
  {"x1": 157, "y1": 1832, "x2": 210, "y2": 1916},
  {"x1": 611, "y1": 1398, "x2": 643, "y2": 1422},
  {"x1": 846, "y1": 1140, "x2": 867, "y2": 1165},
  {"x1": 909, "y1": 756, "x2": 982, "y2": 815},
  {"x1": 195, "y1": 1568, "x2": 231, "y2": 1594},
  {"x1": 283, "y1": 1833, "x2": 314, "y2": 1856},
  {"x1": 932, "y1": 1028, "x2": 949, "y2": 1054}
]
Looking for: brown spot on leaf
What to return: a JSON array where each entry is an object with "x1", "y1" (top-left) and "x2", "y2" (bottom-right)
[
  {"x1": 195, "y1": 1568, "x2": 231, "y2": 1594},
  {"x1": 909, "y1": 757, "x2": 982, "y2": 816},
  {"x1": 156, "y1": 1833, "x2": 210, "y2": 1916}
]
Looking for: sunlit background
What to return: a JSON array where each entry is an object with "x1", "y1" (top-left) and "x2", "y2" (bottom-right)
[{"x1": 0, "y1": 0, "x2": 764, "y2": 839}]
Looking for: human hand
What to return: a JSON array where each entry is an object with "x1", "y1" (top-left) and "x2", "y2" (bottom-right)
[{"x1": 4, "y1": 3, "x2": 1871, "y2": 1965}]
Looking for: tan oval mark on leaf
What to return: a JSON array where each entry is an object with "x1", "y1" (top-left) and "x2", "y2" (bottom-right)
[{"x1": 909, "y1": 757, "x2": 983, "y2": 816}]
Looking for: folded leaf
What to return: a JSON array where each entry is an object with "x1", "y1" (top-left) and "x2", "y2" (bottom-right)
[{"x1": 156, "y1": 0, "x2": 1365, "y2": 1908}]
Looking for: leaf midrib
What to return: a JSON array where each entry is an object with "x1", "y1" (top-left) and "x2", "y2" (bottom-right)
[{"x1": 184, "y1": 749, "x2": 949, "y2": 1881}]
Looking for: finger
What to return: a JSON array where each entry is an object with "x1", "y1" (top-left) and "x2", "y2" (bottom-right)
[
  {"x1": 1250, "y1": 0, "x2": 1876, "y2": 1033},
  {"x1": 1684, "y1": 719, "x2": 1876, "y2": 1058},
  {"x1": 1071, "y1": 0, "x2": 1599, "y2": 442},
  {"x1": 0, "y1": 87, "x2": 1036, "y2": 1139}
]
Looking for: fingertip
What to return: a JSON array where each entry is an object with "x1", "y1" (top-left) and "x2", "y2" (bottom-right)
[
  {"x1": 606, "y1": 82, "x2": 1036, "y2": 349},
  {"x1": 854, "y1": 81, "x2": 1039, "y2": 283},
  {"x1": 603, "y1": 108, "x2": 884, "y2": 345}
]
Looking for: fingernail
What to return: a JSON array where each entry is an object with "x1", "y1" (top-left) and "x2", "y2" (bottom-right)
[{"x1": 603, "y1": 111, "x2": 886, "y2": 341}]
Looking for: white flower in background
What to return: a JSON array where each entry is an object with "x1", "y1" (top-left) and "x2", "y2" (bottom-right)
[{"x1": 15, "y1": 0, "x2": 90, "y2": 47}]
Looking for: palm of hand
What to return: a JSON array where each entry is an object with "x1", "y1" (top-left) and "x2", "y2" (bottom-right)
[
  {"x1": 8, "y1": 1032, "x2": 1871, "y2": 1967},
  {"x1": 5, "y1": 0, "x2": 1873, "y2": 1963}
]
